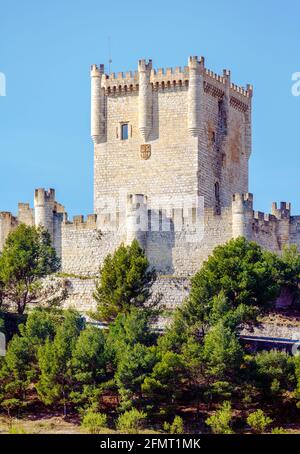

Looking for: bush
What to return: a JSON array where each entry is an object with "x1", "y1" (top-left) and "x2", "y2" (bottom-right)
[
  {"x1": 271, "y1": 427, "x2": 288, "y2": 434},
  {"x1": 81, "y1": 411, "x2": 107, "y2": 434},
  {"x1": 247, "y1": 409, "x2": 273, "y2": 433},
  {"x1": 116, "y1": 409, "x2": 146, "y2": 434},
  {"x1": 205, "y1": 401, "x2": 234, "y2": 434},
  {"x1": 8, "y1": 425, "x2": 26, "y2": 434},
  {"x1": 164, "y1": 415, "x2": 184, "y2": 434}
]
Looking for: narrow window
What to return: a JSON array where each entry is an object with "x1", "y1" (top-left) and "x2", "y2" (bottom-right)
[
  {"x1": 121, "y1": 123, "x2": 128, "y2": 140},
  {"x1": 215, "y1": 182, "x2": 221, "y2": 215},
  {"x1": 215, "y1": 182, "x2": 220, "y2": 201},
  {"x1": 211, "y1": 130, "x2": 216, "y2": 144}
]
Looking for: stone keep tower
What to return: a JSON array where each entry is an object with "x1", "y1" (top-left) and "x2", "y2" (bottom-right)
[{"x1": 91, "y1": 56, "x2": 253, "y2": 215}]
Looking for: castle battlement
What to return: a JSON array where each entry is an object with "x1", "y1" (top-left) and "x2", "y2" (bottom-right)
[
  {"x1": 34, "y1": 188, "x2": 55, "y2": 205},
  {"x1": 232, "y1": 193, "x2": 254, "y2": 209},
  {"x1": 272, "y1": 202, "x2": 291, "y2": 219},
  {"x1": 0, "y1": 211, "x2": 16, "y2": 219},
  {"x1": 99, "y1": 56, "x2": 252, "y2": 102},
  {"x1": 63, "y1": 214, "x2": 98, "y2": 229}
]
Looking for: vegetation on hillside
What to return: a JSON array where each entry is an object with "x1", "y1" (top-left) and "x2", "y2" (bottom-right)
[{"x1": 1, "y1": 236, "x2": 300, "y2": 433}]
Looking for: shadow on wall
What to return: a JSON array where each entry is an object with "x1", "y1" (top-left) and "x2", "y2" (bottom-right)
[
  {"x1": 148, "y1": 89, "x2": 159, "y2": 142},
  {"x1": 146, "y1": 210, "x2": 175, "y2": 274}
]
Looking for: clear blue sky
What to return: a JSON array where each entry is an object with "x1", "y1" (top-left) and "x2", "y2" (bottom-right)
[{"x1": 1, "y1": 0, "x2": 300, "y2": 217}]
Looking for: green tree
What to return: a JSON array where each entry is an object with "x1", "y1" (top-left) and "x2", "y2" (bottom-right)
[
  {"x1": 179, "y1": 337, "x2": 205, "y2": 411},
  {"x1": 247, "y1": 409, "x2": 273, "y2": 433},
  {"x1": 71, "y1": 326, "x2": 107, "y2": 410},
  {"x1": 205, "y1": 401, "x2": 234, "y2": 434},
  {"x1": 0, "y1": 225, "x2": 60, "y2": 314},
  {"x1": 106, "y1": 308, "x2": 156, "y2": 365},
  {"x1": 181, "y1": 237, "x2": 280, "y2": 332},
  {"x1": 115, "y1": 343, "x2": 157, "y2": 411},
  {"x1": 250, "y1": 350, "x2": 295, "y2": 398},
  {"x1": 0, "y1": 307, "x2": 63, "y2": 416},
  {"x1": 209, "y1": 293, "x2": 258, "y2": 332},
  {"x1": 36, "y1": 310, "x2": 84, "y2": 417},
  {"x1": 93, "y1": 240, "x2": 156, "y2": 322},
  {"x1": 19, "y1": 307, "x2": 62, "y2": 345},
  {"x1": 142, "y1": 351, "x2": 185, "y2": 411},
  {"x1": 105, "y1": 307, "x2": 158, "y2": 411},
  {"x1": 0, "y1": 335, "x2": 34, "y2": 415},
  {"x1": 276, "y1": 245, "x2": 300, "y2": 306},
  {"x1": 203, "y1": 321, "x2": 243, "y2": 380}
]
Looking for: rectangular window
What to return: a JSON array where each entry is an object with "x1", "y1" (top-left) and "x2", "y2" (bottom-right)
[{"x1": 121, "y1": 123, "x2": 128, "y2": 140}]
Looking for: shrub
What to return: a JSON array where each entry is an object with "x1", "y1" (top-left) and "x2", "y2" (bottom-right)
[
  {"x1": 271, "y1": 427, "x2": 288, "y2": 434},
  {"x1": 116, "y1": 409, "x2": 146, "y2": 434},
  {"x1": 247, "y1": 409, "x2": 273, "y2": 433},
  {"x1": 164, "y1": 415, "x2": 184, "y2": 434},
  {"x1": 81, "y1": 411, "x2": 107, "y2": 434},
  {"x1": 8, "y1": 425, "x2": 26, "y2": 434},
  {"x1": 205, "y1": 401, "x2": 234, "y2": 434}
]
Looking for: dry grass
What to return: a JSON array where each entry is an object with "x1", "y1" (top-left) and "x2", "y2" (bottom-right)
[{"x1": 0, "y1": 415, "x2": 161, "y2": 434}]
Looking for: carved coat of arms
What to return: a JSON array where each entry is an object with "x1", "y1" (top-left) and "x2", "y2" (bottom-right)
[{"x1": 140, "y1": 144, "x2": 151, "y2": 160}]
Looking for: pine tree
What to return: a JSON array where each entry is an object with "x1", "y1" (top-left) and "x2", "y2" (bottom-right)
[{"x1": 93, "y1": 240, "x2": 156, "y2": 322}]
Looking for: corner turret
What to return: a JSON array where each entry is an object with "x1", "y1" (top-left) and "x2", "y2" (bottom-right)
[
  {"x1": 232, "y1": 193, "x2": 254, "y2": 238},
  {"x1": 90, "y1": 64, "x2": 105, "y2": 144},
  {"x1": 138, "y1": 59, "x2": 152, "y2": 142},
  {"x1": 187, "y1": 56, "x2": 204, "y2": 136}
]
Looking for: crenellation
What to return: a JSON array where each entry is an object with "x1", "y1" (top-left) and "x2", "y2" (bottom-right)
[
  {"x1": 18, "y1": 202, "x2": 34, "y2": 226},
  {"x1": 272, "y1": 202, "x2": 291, "y2": 219},
  {"x1": 101, "y1": 58, "x2": 250, "y2": 99},
  {"x1": 0, "y1": 212, "x2": 18, "y2": 250},
  {"x1": 254, "y1": 211, "x2": 265, "y2": 221},
  {"x1": 63, "y1": 214, "x2": 98, "y2": 229}
]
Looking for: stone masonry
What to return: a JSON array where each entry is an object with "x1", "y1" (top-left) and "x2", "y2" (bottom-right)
[{"x1": 1, "y1": 56, "x2": 300, "y2": 312}]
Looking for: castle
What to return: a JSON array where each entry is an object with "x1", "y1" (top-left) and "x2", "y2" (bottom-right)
[{"x1": 1, "y1": 56, "x2": 300, "y2": 311}]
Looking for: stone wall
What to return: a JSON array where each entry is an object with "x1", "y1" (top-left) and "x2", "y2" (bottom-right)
[
  {"x1": 240, "y1": 323, "x2": 300, "y2": 341},
  {"x1": 146, "y1": 206, "x2": 233, "y2": 275},
  {"x1": 62, "y1": 275, "x2": 191, "y2": 314},
  {"x1": 0, "y1": 212, "x2": 18, "y2": 250},
  {"x1": 61, "y1": 214, "x2": 125, "y2": 276},
  {"x1": 62, "y1": 277, "x2": 97, "y2": 313}
]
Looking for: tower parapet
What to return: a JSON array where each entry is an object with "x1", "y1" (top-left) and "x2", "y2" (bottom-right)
[
  {"x1": 272, "y1": 202, "x2": 291, "y2": 220},
  {"x1": 90, "y1": 64, "x2": 105, "y2": 144},
  {"x1": 232, "y1": 193, "x2": 254, "y2": 238},
  {"x1": 138, "y1": 59, "x2": 152, "y2": 142},
  {"x1": 272, "y1": 202, "x2": 291, "y2": 248}
]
